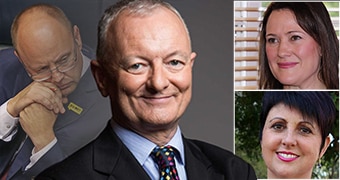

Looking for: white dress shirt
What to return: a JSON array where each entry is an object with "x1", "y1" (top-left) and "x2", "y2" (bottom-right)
[{"x1": 113, "y1": 122, "x2": 187, "y2": 180}]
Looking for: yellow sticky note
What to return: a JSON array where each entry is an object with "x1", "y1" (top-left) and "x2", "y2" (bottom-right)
[{"x1": 68, "y1": 102, "x2": 83, "y2": 115}]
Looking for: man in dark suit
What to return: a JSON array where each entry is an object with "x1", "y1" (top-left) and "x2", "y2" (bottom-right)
[
  {"x1": 38, "y1": 0, "x2": 257, "y2": 179},
  {"x1": 0, "y1": 4, "x2": 111, "y2": 180}
]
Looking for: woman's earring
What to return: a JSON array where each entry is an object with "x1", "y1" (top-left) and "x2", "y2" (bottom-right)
[{"x1": 317, "y1": 159, "x2": 322, "y2": 169}]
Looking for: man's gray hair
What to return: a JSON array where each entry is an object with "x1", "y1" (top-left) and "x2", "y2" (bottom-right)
[{"x1": 96, "y1": 0, "x2": 190, "y2": 65}]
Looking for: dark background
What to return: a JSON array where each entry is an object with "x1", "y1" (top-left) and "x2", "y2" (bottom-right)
[{"x1": 0, "y1": 0, "x2": 233, "y2": 151}]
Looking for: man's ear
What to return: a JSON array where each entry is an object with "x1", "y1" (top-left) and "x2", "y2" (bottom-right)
[
  {"x1": 190, "y1": 52, "x2": 197, "y2": 68},
  {"x1": 91, "y1": 60, "x2": 109, "y2": 97},
  {"x1": 14, "y1": 50, "x2": 25, "y2": 65},
  {"x1": 14, "y1": 50, "x2": 19, "y2": 58},
  {"x1": 73, "y1": 25, "x2": 83, "y2": 49}
]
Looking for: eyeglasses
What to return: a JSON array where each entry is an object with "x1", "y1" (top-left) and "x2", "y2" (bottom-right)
[{"x1": 29, "y1": 48, "x2": 78, "y2": 82}]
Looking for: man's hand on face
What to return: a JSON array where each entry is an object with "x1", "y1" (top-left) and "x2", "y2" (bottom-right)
[
  {"x1": 19, "y1": 103, "x2": 58, "y2": 152},
  {"x1": 7, "y1": 81, "x2": 68, "y2": 117}
]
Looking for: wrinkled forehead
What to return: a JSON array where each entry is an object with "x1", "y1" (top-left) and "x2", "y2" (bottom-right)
[{"x1": 114, "y1": 7, "x2": 189, "y2": 46}]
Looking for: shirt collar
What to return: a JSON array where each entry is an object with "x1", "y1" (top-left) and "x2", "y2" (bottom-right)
[
  {"x1": 81, "y1": 53, "x2": 90, "y2": 77},
  {"x1": 112, "y1": 122, "x2": 185, "y2": 166}
]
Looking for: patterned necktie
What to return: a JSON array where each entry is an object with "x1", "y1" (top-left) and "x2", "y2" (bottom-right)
[{"x1": 151, "y1": 145, "x2": 180, "y2": 180}]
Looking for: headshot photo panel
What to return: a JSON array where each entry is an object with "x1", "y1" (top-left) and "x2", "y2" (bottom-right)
[
  {"x1": 234, "y1": 91, "x2": 339, "y2": 179},
  {"x1": 234, "y1": 1, "x2": 339, "y2": 90}
]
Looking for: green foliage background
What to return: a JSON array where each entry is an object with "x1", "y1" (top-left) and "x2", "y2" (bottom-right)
[{"x1": 234, "y1": 91, "x2": 339, "y2": 179}]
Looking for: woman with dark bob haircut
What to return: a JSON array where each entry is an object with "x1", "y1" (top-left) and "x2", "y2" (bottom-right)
[
  {"x1": 258, "y1": 2, "x2": 339, "y2": 89},
  {"x1": 259, "y1": 91, "x2": 336, "y2": 178}
]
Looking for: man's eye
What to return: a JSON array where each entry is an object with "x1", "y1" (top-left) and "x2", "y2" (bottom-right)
[
  {"x1": 169, "y1": 60, "x2": 181, "y2": 66},
  {"x1": 166, "y1": 60, "x2": 185, "y2": 72},
  {"x1": 37, "y1": 66, "x2": 49, "y2": 73},
  {"x1": 126, "y1": 63, "x2": 148, "y2": 74},
  {"x1": 130, "y1": 63, "x2": 142, "y2": 70}
]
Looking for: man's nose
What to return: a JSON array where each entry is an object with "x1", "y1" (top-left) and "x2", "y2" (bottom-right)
[
  {"x1": 50, "y1": 68, "x2": 64, "y2": 83},
  {"x1": 147, "y1": 63, "x2": 170, "y2": 92}
]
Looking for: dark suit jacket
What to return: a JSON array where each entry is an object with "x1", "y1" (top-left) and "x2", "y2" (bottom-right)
[
  {"x1": 37, "y1": 123, "x2": 257, "y2": 180},
  {"x1": 0, "y1": 46, "x2": 112, "y2": 180},
  {"x1": 0, "y1": 47, "x2": 31, "y2": 179},
  {"x1": 0, "y1": 47, "x2": 31, "y2": 104}
]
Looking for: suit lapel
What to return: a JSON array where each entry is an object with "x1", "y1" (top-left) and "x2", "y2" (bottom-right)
[
  {"x1": 0, "y1": 126, "x2": 26, "y2": 177},
  {"x1": 92, "y1": 125, "x2": 151, "y2": 180},
  {"x1": 7, "y1": 136, "x2": 33, "y2": 179},
  {"x1": 92, "y1": 129, "x2": 225, "y2": 179},
  {"x1": 183, "y1": 137, "x2": 225, "y2": 180}
]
